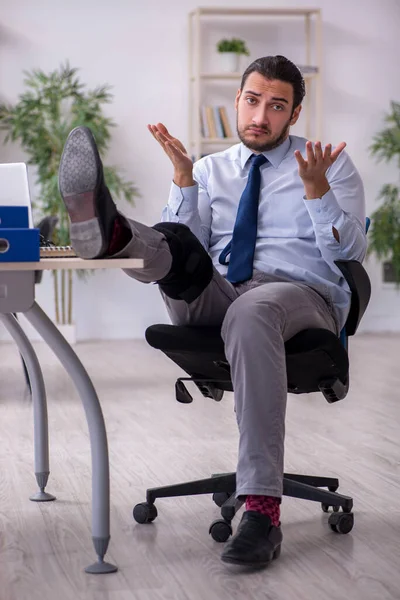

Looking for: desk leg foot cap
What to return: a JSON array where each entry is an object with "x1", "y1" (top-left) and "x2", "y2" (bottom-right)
[
  {"x1": 85, "y1": 560, "x2": 118, "y2": 574},
  {"x1": 30, "y1": 491, "x2": 56, "y2": 502},
  {"x1": 32, "y1": 473, "x2": 55, "y2": 501}
]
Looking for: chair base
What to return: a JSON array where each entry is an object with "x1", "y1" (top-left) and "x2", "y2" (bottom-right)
[{"x1": 134, "y1": 472, "x2": 353, "y2": 535}]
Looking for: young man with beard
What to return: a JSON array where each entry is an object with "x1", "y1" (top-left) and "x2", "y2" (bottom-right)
[{"x1": 58, "y1": 55, "x2": 366, "y2": 568}]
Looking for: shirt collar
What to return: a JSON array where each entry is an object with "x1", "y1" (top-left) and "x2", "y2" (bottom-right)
[{"x1": 240, "y1": 136, "x2": 292, "y2": 169}]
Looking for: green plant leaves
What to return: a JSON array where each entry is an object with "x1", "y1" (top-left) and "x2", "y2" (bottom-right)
[
  {"x1": 368, "y1": 102, "x2": 400, "y2": 284},
  {"x1": 369, "y1": 102, "x2": 400, "y2": 168},
  {"x1": 0, "y1": 62, "x2": 140, "y2": 322},
  {"x1": 368, "y1": 184, "x2": 400, "y2": 283},
  {"x1": 217, "y1": 38, "x2": 250, "y2": 55},
  {"x1": 0, "y1": 61, "x2": 138, "y2": 244}
]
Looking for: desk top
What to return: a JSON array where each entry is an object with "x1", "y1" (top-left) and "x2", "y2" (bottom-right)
[{"x1": 0, "y1": 257, "x2": 144, "y2": 271}]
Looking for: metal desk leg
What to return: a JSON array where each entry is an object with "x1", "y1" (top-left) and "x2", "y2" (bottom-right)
[
  {"x1": 24, "y1": 302, "x2": 117, "y2": 575},
  {"x1": 0, "y1": 313, "x2": 56, "y2": 502}
]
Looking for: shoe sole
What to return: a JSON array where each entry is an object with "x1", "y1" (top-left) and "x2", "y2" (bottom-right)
[
  {"x1": 221, "y1": 544, "x2": 281, "y2": 567},
  {"x1": 59, "y1": 127, "x2": 107, "y2": 259}
]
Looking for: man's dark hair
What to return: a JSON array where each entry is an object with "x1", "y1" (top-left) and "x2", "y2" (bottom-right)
[{"x1": 240, "y1": 55, "x2": 306, "y2": 111}]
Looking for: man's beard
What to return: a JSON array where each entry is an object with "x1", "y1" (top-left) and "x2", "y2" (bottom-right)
[{"x1": 237, "y1": 118, "x2": 291, "y2": 152}]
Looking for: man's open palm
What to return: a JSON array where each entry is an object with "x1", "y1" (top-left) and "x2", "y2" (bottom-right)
[
  {"x1": 294, "y1": 141, "x2": 346, "y2": 182},
  {"x1": 148, "y1": 123, "x2": 193, "y2": 173}
]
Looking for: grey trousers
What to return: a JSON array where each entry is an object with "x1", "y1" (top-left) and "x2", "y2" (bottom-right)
[{"x1": 117, "y1": 219, "x2": 338, "y2": 498}]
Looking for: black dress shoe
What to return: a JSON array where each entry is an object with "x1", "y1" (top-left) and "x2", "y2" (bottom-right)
[
  {"x1": 221, "y1": 511, "x2": 282, "y2": 567},
  {"x1": 59, "y1": 126, "x2": 119, "y2": 259}
]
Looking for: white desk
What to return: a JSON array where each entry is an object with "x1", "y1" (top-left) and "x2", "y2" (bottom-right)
[
  {"x1": 0, "y1": 257, "x2": 143, "y2": 271},
  {"x1": 0, "y1": 257, "x2": 143, "y2": 574}
]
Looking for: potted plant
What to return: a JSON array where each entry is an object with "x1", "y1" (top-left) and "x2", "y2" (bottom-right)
[
  {"x1": 368, "y1": 100, "x2": 400, "y2": 285},
  {"x1": 216, "y1": 37, "x2": 250, "y2": 73},
  {"x1": 0, "y1": 63, "x2": 138, "y2": 341}
]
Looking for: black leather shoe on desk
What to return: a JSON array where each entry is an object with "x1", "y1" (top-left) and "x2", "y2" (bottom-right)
[
  {"x1": 59, "y1": 126, "x2": 118, "y2": 259},
  {"x1": 221, "y1": 511, "x2": 283, "y2": 568}
]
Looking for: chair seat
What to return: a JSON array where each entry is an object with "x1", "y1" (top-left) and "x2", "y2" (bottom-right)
[{"x1": 146, "y1": 324, "x2": 349, "y2": 397}]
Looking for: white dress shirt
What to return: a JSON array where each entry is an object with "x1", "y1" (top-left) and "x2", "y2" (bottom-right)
[{"x1": 162, "y1": 135, "x2": 367, "y2": 330}]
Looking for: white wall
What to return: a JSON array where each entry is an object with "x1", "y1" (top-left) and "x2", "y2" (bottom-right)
[{"x1": 1, "y1": 0, "x2": 399, "y2": 340}]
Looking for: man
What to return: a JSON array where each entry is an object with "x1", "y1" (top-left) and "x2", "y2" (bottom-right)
[{"x1": 58, "y1": 55, "x2": 367, "y2": 568}]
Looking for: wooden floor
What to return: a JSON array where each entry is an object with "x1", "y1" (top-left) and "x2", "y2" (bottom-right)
[{"x1": 0, "y1": 334, "x2": 399, "y2": 600}]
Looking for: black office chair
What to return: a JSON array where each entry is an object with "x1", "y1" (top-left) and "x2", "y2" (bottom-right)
[{"x1": 133, "y1": 257, "x2": 371, "y2": 543}]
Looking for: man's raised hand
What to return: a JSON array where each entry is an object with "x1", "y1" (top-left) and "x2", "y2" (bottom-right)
[{"x1": 148, "y1": 123, "x2": 194, "y2": 186}]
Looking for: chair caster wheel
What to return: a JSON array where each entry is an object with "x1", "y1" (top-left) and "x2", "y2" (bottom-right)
[
  {"x1": 209, "y1": 519, "x2": 233, "y2": 542},
  {"x1": 212, "y1": 492, "x2": 231, "y2": 508},
  {"x1": 133, "y1": 502, "x2": 158, "y2": 524},
  {"x1": 329, "y1": 511, "x2": 354, "y2": 534},
  {"x1": 321, "y1": 503, "x2": 340, "y2": 513}
]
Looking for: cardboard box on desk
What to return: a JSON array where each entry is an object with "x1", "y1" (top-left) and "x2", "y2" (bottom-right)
[{"x1": 0, "y1": 206, "x2": 40, "y2": 262}]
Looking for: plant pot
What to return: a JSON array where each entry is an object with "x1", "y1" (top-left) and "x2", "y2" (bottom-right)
[
  {"x1": 55, "y1": 323, "x2": 77, "y2": 345},
  {"x1": 219, "y1": 52, "x2": 241, "y2": 73}
]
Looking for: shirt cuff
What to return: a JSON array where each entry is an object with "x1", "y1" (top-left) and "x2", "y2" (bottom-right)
[
  {"x1": 168, "y1": 181, "x2": 199, "y2": 215},
  {"x1": 303, "y1": 188, "x2": 344, "y2": 225}
]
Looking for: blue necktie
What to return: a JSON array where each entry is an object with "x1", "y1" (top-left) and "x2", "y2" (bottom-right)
[{"x1": 219, "y1": 154, "x2": 267, "y2": 283}]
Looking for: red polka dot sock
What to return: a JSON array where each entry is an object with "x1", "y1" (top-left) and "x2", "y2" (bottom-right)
[
  {"x1": 107, "y1": 216, "x2": 132, "y2": 255},
  {"x1": 245, "y1": 495, "x2": 281, "y2": 527}
]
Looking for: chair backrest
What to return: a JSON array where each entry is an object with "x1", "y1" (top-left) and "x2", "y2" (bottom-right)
[
  {"x1": 335, "y1": 217, "x2": 372, "y2": 340},
  {"x1": 335, "y1": 260, "x2": 371, "y2": 337}
]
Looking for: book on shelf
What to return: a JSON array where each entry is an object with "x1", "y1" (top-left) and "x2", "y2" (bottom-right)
[
  {"x1": 219, "y1": 106, "x2": 233, "y2": 138},
  {"x1": 205, "y1": 106, "x2": 218, "y2": 138},
  {"x1": 199, "y1": 105, "x2": 234, "y2": 139},
  {"x1": 213, "y1": 106, "x2": 224, "y2": 138},
  {"x1": 200, "y1": 106, "x2": 209, "y2": 138}
]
